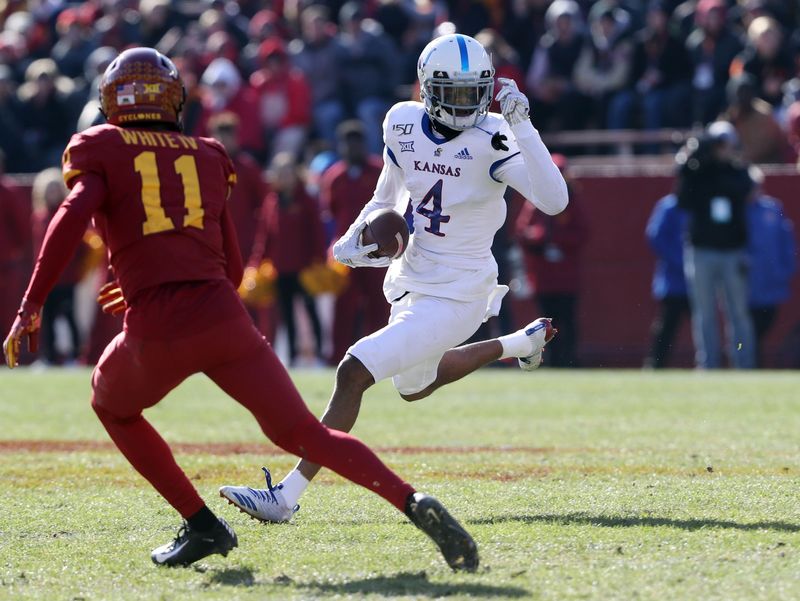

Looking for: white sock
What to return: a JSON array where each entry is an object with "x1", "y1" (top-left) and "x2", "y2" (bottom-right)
[
  {"x1": 498, "y1": 329, "x2": 533, "y2": 359},
  {"x1": 278, "y1": 469, "x2": 309, "y2": 507}
]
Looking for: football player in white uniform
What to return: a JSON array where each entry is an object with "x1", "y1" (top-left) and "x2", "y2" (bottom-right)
[{"x1": 220, "y1": 34, "x2": 568, "y2": 522}]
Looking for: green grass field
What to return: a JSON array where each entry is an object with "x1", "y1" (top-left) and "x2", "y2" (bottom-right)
[{"x1": 2, "y1": 369, "x2": 799, "y2": 601}]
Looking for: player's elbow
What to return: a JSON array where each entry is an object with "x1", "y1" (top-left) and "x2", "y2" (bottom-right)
[{"x1": 534, "y1": 183, "x2": 569, "y2": 216}]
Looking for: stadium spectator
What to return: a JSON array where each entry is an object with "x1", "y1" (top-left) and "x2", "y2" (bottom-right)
[
  {"x1": 17, "y1": 59, "x2": 77, "y2": 171},
  {"x1": 607, "y1": 1, "x2": 692, "y2": 133},
  {"x1": 0, "y1": 64, "x2": 29, "y2": 173},
  {"x1": 676, "y1": 122, "x2": 755, "y2": 368},
  {"x1": 0, "y1": 150, "x2": 28, "y2": 333},
  {"x1": 250, "y1": 153, "x2": 325, "y2": 365},
  {"x1": 242, "y1": 9, "x2": 284, "y2": 75},
  {"x1": 644, "y1": 193, "x2": 690, "y2": 368},
  {"x1": 504, "y1": 0, "x2": 551, "y2": 74},
  {"x1": 207, "y1": 112, "x2": 267, "y2": 268},
  {"x1": 719, "y1": 74, "x2": 790, "y2": 164},
  {"x1": 374, "y1": 0, "x2": 413, "y2": 51},
  {"x1": 50, "y1": 7, "x2": 96, "y2": 80},
  {"x1": 337, "y1": 1, "x2": 400, "y2": 153},
  {"x1": 526, "y1": 0, "x2": 585, "y2": 132},
  {"x1": 30, "y1": 168, "x2": 86, "y2": 365},
  {"x1": 514, "y1": 154, "x2": 587, "y2": 367},
  {"x1": 746, "y1": 168, "x2": 797, "y2": 366},
  {"x1": 319, "y1": 120, "x2": 388, "y2": 365},
  {"x1": 250, "y1": 39, "x2": 312, "y2": 163},
  {"x1": 729, "y1": 16, "x2": 793, "y2": 108},
  {"x1": 194, "y1": 57, "x2": 264, "y2": 161},
  {"x1": 573, "y1": 3, "x2": 634, "y2": 130},
  {"x1": 686, "y1": 0, "x2": 743, "y2": 124},
  {"x1": 289, "y1": 5, "x2": 345, "y2": 149}
]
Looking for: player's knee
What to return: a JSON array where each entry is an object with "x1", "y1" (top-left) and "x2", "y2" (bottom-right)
[
  {"x1": 91, "y1": 396, "x2": 140, "y2": 425},
  {"x1": 335, "y1": 354, "x2": 374, "y2": 394}
]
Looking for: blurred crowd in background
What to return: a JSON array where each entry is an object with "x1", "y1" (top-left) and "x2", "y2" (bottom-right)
[
  {"x1": 2, "y1": 0, "x2": 800, "y2": 170},
  {"x1": 0, "y1": 0, "x2": 798, "y2": 369}
]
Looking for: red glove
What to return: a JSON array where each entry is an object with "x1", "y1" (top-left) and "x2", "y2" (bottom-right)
[
  {"x1": 3, "y1": 300, "x2": 42, "y2": 368},
  {"x1": 97, "y1": 281, "x2": 127, "y2": 316}
]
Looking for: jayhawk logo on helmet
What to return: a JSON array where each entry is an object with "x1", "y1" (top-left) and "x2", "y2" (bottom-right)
[
  {"x1": 99, "y1": 47, "x2": 186, "y2": 128},
  {"x1": 417, "y1": 34, "x2": 495, "y2": 131}
]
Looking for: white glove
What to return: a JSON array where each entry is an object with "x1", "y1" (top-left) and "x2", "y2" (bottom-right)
[
  {"x1": 333, "y1": 223, "x2": 393, "y2": 268},
  {"x1": 495, "y1": 77, "x2": 530, "y2": 126}
]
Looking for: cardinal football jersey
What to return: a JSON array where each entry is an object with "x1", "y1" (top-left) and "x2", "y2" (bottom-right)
[
  {"x1": 381, "y1": 101, "x2": 522, "y2": 302},
  {"x1": 62, "y1": 124, "x2": 237, "y2": 301}
]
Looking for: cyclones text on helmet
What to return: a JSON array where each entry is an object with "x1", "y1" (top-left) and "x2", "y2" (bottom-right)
[
  {"x1": 417, "y1": 34, "x2": 495, "y2": 131},
  {"x1": 99, "y1": 47, "x2": 185, "y2": 127}
]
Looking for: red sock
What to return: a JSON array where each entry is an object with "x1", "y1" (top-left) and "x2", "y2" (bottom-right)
[{"x1": 92, "y1": 400, "x2": 205, "y2": 518}]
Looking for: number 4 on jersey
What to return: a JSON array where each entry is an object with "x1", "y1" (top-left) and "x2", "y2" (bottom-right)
[{"x1": 406, "y1": 179, "x2": 450, "y2": 237}]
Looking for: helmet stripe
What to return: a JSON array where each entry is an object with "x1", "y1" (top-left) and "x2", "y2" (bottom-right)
[{"x1": 456, "y1": 35, "x2": 469, "y2": 72}]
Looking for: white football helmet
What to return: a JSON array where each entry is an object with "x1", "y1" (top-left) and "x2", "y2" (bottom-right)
[{"x1": 417, "y1": 34, "x2": 495, "y2": 131}]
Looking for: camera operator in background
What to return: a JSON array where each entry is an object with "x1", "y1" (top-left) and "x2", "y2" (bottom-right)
[{"x1": 677, "y1": 121, "x2": 755, "y2": 369}]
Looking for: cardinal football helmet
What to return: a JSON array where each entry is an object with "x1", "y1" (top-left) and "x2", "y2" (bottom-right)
[
  {"x1": 99, "y1": 47, "x2": 185, "y2": 128},
  {"x1": 417, "y1": 34, "x2": 495, "y2": 131}
]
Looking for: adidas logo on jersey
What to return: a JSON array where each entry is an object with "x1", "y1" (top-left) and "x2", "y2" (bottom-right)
[{"x1": 454, "y1": 148, "x2": 473, "y2": 160}]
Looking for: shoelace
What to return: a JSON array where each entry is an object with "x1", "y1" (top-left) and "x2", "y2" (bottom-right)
[
  {"x1": 254, "y1": 467, "x2": 300, "y2": 515},
  {"x1": 243, "y1": 467, "x2": 282, "y2": 505},
  {"x1": 169, "y1": 521, "x2": 190, "y2": 549}
]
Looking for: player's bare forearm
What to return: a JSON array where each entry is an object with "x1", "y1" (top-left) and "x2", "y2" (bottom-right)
[{"x1": 24, "y1": 174, "x2": 105, "y2": 306}]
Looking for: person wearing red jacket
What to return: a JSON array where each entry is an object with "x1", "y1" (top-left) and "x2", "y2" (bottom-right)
[
  {"x1": 250, "y1": 39, "x2": 312, "y2": 162},
  {"x1": 3, "y1": 48, "x2": 477, "y2": 571},
  {"x1": 320, "y1": 120, "x2": 388, "y2": 364},
  {"x1": 195, "y1": 57, "x2": 265, "y2": 161},
  {"x1": 515, "y1": 154, "x2": 587, "y2": 367},
  {"x1": 207, "y1": 112, "x2": 266, "y2": 267},
  {"x1": 250, "y1": 152, "x2": 325, "y2": 365}
]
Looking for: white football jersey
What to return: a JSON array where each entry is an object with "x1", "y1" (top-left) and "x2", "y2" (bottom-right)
[{"x1": 380, "y1": 101, "x2": 525, "y2": 302}]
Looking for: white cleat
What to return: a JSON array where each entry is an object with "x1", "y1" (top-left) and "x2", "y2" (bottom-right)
[
  {"x1": 518, "y1": 318, "x2": 556, "y2": 371},
  {"x1": 219, "y1": 467, "x2": 298, "y2": 524}
]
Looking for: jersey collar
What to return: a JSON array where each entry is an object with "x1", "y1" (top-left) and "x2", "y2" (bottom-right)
[{"x1": 421, "y1": 113, "x2": 461, "y2": 145}]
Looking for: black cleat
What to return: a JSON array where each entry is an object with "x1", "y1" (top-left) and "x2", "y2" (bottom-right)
[
  {"x1": 151, "y1": 518, "x2": 238, "y2": 567},
  {"x1": 406, "y1": 493, "x2": 479, "y2": 572}
]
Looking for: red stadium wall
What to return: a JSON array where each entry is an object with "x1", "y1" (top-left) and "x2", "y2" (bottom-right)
[{"x1": 6, "y1": 172, "x2": 800, "y2": 368}]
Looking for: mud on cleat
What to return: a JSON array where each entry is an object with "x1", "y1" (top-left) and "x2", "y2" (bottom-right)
[
  {"x1": 219, "y1": 467, "x2": 299, "y2": 523},
  {"x1": 406, "y1": 493, "x2": 479, "y2": 572},
  {"x1": 151, "y1": 518, "x2": 237, "y2": 567},
  {"x1": 518, "y1": 317, "x2": 556, "y2": 371}
]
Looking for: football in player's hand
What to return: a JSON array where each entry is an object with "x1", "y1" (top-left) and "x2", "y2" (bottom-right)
[{"x1": 361, "y1": 209, "x2": 410, "y2": 259}]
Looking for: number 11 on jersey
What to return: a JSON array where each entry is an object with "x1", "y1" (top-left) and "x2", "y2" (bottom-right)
[{"x1": 135, "y1": 151, "x2": 204, "y2": 236}]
